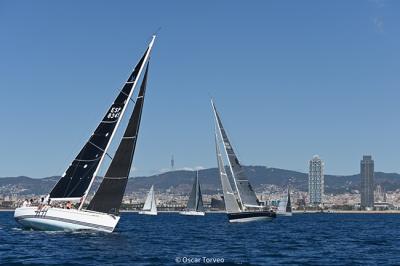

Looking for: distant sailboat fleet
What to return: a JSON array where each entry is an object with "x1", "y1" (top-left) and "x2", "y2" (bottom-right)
[{"x1": 14, "y1": 35, "x2": 292, "y2": 232}]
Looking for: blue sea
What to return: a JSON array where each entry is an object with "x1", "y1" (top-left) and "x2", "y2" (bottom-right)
[{"x1": 1, "y1": 211, "x2": 400, "y2": 265}]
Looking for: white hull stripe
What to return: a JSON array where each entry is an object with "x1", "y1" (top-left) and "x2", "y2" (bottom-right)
[{"x1": 15, "y1": 215, "x2": 115, "y2": 231}]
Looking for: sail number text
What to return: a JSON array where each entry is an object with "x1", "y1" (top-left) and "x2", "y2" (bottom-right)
[{"x1": 107, "y1": 107, "x2": 122, "y2": 119}]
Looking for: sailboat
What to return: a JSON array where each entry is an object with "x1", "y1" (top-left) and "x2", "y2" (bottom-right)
[
  {"x1": 277, "y1": 187, "x2": 293, "y2": 216},
  {"x1": 14, "y1": 36, "x2": 156, "y2": 232},
  {"x1": 212, "y1": 99, "x2": 276, "y2": 222},
  {"x1": 139, "y1": 185, "x2": 157, "y2": 215},
  {"x1": 179, "y1": 171, "x2": 205, "y2": 216}
]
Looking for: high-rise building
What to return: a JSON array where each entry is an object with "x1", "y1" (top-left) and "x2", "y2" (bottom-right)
[
  {"x1": 308, "y1": 155, "x2": 324, "y2": 205},
  {"x1": 361, "y1": 155, "x2": 374, "y2": 210}
]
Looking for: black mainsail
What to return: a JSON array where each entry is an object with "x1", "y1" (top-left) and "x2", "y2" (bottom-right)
[
  {"x1": 211, "y1": 100, "x2": 259, "y2": 209},
  {"x1": 87, "y1": 63, "x2": 149, "y2": 214},
  {"x1": 186, "y1": 171, "x2": 204, "y2": 212},
  {"x1": 286, "y1": 187, "x2": 292, "y2": 213},
  {"x1": 49, "y1": 37, "x2": 155, "y2": 203}
]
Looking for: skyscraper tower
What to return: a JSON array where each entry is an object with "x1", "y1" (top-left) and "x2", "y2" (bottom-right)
[
  {"x1": 361, "y1": 155, "x2": 374, "y2": 210},
  {"x1": 308, "y1": 155, "x2": 324, "y2": 205}
]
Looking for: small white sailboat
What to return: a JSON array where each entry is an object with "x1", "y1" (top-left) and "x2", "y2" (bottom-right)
[
  {"x1": 180, "y1": 171, "x2": 205, "y2": 216},
  {"x1": 14, "y1": 36, "x2": 156, "y2": 232},
  {"x1": 277, "y1": 187, "x2": 293, "y2": 216},
  {"x1": 212, "y1": 99, "x2": 276, "y2": 222},
  {"x1": 139, "y1": 185, "x2": 157, "y2": 215}
]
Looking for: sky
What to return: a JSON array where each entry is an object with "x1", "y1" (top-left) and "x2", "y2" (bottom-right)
[{"x1": 1, "y1": 0, "x2": 400, "y2": 178}]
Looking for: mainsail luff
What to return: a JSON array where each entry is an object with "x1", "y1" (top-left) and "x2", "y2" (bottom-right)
[
  {"x1": 87, "y1": 62, "x2": 150, "y2": 214},
  {"x1": 211, "y1": 100, "x2": 259, "y2": 208},
  {"x1": 215, "y1": 132, "x2": 241, "y2": 213}
]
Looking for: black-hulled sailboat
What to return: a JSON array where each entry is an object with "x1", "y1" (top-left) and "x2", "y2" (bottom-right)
[
  {"x1": 180, "y1": 171, "x2": 205, "y2": 216},
  {"x1": 14, "y1": 36, "x2": 155, "y2": 232},
  {"x1": 212, "y1": 100, "x2": 276, "y2": 222}
]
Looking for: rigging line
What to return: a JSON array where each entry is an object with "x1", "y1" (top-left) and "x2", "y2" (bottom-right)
[
  {"x1": 105, "y1": 152, "x2": 113, "y2": 160},
  {"x1": 120, "y1": 89, "x2": 136, "y2": 104},
  {"x1": 88, "y1": 141, "x2": 105, "y2": 152}
]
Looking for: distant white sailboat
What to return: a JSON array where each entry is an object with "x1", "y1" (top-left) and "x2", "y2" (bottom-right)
[
  {"x1": 14, "y1": 36, "x2": 156, "y2": 232},
  {"x1": 277, "y1": 187, "x2": 293, "y2": 216},
  {"x1": 180, "y1": 171, "x2": 205, "y2": 216},
  {"x1": 139, "y1": 185, "x2": 157, "y2": 215}
]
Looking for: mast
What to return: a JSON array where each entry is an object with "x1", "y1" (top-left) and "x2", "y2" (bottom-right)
[
  {"x1": 79, "y1": 36, "x2": 155, "y2": 210},
  {"x1": 87, "y1": 62, "x2": 151, "y2": 214},
  {"x1": 195, "y1": 171, "x2": 199, "y2": 210}
]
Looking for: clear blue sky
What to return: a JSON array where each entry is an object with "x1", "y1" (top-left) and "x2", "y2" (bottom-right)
[{"x1": 1, "y1": 0, "x2": 400, "y2": 178}]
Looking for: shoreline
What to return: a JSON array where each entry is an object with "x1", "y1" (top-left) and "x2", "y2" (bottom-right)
[{"x1": 2, "y1": 208, "x2": 400, "y2": 214}]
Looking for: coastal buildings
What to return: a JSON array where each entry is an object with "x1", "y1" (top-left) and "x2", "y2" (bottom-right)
[
  {"x1": 308, "y1": 155, "x2": 324, "y2": 205},
  {"x1": 361, "y1": 155, "x2": 374, "y2": 210}
]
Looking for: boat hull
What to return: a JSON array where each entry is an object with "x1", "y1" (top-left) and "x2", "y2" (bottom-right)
[
  {"x1": 277, "y1": 212, "x2": 293, "y2": 217},
  {"x1": 138, "y1": 210, "x2": 157, "y2": 215},
  {"x1": 14, "y1": 207, "x2": 120, "y2": 233},
  {"x1": 228, "y1": 211, "x2": 276, "y2": 223},
  {"x1": 179, "y1": 211, "x2": 205, "y2": 216}
]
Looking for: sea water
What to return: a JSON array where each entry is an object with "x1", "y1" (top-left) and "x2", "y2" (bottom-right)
[{"x1": 1, "y1": 211, "x2": 400, "y2": 265}]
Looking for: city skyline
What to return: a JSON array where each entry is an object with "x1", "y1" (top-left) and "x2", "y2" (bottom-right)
[{"x1": 1, "y1": 1, "x2": 400, "y2": 178}]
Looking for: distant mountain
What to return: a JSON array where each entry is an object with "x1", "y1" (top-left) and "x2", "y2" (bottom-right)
[{"x1": 1, "y1": 166, "x2": 400, "y2": 196}]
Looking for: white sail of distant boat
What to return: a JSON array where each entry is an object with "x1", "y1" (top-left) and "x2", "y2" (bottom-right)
[
  {"x1": 14, "y1": 36, "x2": 156, "y2": 232},
  {"x1": 139, "y1": 185, "x2": 157, "y2": 215},
  {"x1": 212, "y1": 99, "x2": 276, "y2": 222},
  {"x1": 277, "y1": 186, "x2": 292, "y2": 216},
  {"x1": 180, "y1": 171, "x2": 205, "y2": 216}
]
